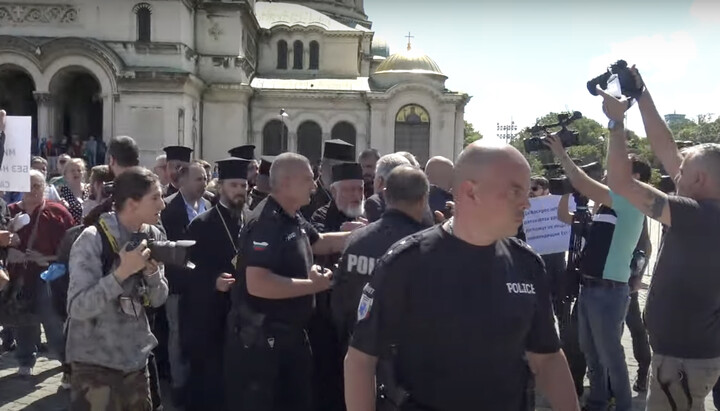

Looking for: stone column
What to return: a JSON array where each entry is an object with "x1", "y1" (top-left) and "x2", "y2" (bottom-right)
[
  {"x1": 33, "y1": 92, "x2": 53, "y2": 139},
  {"x1": 101, "y1": 93, "x2": 117, "y2": 142}
]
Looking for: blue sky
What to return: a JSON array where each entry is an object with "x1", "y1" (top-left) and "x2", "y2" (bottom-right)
[{"x1": 366, "y1": 0, "x2": 720, "y2": 141}]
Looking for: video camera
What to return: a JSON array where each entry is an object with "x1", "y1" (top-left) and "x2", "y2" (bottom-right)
[
  {"x1": 587, "y1": 59, "x2": 644, "y2": 100},
  {"x1": 548, "y1": 161, "x2": 603, "y2": 199},
  {"x1": 523, "y1": 112, "x2": 582, "y2": 153},
  {"x1": 127, "y1": 232, "x2": 196, "y2": 269}
]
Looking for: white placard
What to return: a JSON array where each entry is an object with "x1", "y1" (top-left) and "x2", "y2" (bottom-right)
[
  {"x1": 523, "y1": 195, "x2": 571, "y2": 255},
  {"x1": 0, "y1": 116, "x2": 32, "y2": 192}
]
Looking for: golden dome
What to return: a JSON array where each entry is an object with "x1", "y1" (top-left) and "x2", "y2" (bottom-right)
[{"x1": 374, "y1": 48, "x2": 446, "y2": 78}]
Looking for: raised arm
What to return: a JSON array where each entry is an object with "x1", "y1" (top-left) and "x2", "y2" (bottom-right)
[
  {"x1": 545, "y1": 135, "x2": 612, "y2": 207},
  {"x1": 635, "y1": 81, "x2": 683, "y2": 178},
  {"x1": 598, "y1": 88, "x2": 672, "y2": 226}
]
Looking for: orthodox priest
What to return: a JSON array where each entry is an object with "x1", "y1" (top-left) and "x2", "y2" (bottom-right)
[
  {"x1": 248, "y1": 156, "x2": 274, "y2": 211},
  {"x1": 181, "y1": 157, "x2": 250, "y2": 411},
  {"x1": 300, "y1": 139, "x2": 355, "y2": 219},
  {"x1": 309, "y1": 162, "x2": 366, "y2": 411},
  {"x1": 228, "y1": 145, "x2": 259, "y2": 188}
]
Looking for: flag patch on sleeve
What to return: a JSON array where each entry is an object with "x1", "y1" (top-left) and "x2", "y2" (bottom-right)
[{"x1": 253, "y1": 241, "x2": 269, "y2": 251}]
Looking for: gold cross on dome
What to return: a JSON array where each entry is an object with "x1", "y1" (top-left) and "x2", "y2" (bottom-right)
[{"x1": 405, "y1": 32, "x2": 414, "y2": 51}]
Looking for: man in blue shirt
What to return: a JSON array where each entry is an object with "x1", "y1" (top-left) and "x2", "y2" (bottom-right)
[{"x1": 546, "y1": 135, "x2": 650, "y2": 411}]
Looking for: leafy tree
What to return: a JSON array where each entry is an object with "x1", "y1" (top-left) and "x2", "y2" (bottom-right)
[{"x1": 463, "y1": 121, "x2": 483, "y2": 147}]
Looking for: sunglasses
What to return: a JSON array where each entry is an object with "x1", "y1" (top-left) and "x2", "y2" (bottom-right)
[
  {"x1": 531, "y1": 186, "x2": 541, "y2": 191},
  {"x1": 59, "y1": 160, "x2": 67, "y2": 165}
]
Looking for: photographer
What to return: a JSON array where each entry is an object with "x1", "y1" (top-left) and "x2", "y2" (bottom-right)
[
  {"x1": 600, "y1": 68, "x2": 720, "y2": 410},
  {"x1": 545, "y1": 136, "x2": 647, "y2": 411},
  {"x1": 65, "y1": 167, "x2": 168, "y2": 410}
]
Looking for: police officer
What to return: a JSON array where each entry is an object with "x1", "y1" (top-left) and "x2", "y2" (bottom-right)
[
  {"x1": 248, "y1": 156, "x2": 274, "y2": 211},
  {"x1": 332, "y1": 165, "x2": 429, "y2": 355},
  {"x1": 225, "y1": 152, "x2": 355, "y2": 411},
  {"x1": 345, "y1": 143, "x2": 579, "y2": 411},
  {"x1": 300, "y1": 139, "x2": 356, "y2": 219},
  {"x1": 163, "y1": 146, "x2": 193, "y2": 198}
]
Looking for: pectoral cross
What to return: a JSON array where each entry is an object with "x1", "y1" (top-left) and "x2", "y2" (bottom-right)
[{"x1": 405, "y1": 32, "x2": 414, "y2": 51}]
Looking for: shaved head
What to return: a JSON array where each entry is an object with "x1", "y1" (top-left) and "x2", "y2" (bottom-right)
[
  {"x1": 452, "y1": 142, "x2": 531, "y2": 242},
  {"x1": 425, "y1": 156, "x2": 454, "y2": 191},
  {"x1": 453, "y1": 143, "x2": 530, "y2": 191},
  {"x1": 677, "y1": 143, "x2": 720, "y2": 198}
]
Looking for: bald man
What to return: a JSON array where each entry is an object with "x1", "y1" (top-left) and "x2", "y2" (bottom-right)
[
  {"x1": 345, "y1": 142, "x2": 579, "y2": 411},
  {"x1": 425, "y1": 156, "x2": 454, "y2": 216}
]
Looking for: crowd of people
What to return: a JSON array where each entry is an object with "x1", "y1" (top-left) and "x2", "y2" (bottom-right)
[{"x1": 0, "y1": 66, "x2": 718, "y2": 411}]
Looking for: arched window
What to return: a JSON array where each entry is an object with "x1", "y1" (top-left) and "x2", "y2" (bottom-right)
[
  {"x1": 309, "y1": 41, "x2": 319, "y2": 70},
  {"x1": 134, "y1": 3, "x2": 152, "y2": 42},
  {"x1": 277, "y1": 40, "x2": 288, "y2": 69},
  {"x1": 262, "y1": 120, "x2": 288, "y2": 155},
  {"x1": 297, "y1": 121, "x2": 322, "y2": 165},
  {"x1": 331, "y1": 122, "x2": 356, "y2": 148},
  {"x1": 394, "y1": 104, "x2": 430, "y2": 165},
  {"x1": 293, "y1": 40, "x2": 304, "y2": 70}
]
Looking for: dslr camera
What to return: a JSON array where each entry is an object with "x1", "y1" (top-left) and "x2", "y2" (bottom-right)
[
  {"x1": 523, "y1": 112, "x2": 582, "y2": 153},
  {"x1": 127, "y1": 232, "x2": 196, "y2": 269},
  {"x1": 587, "y1": 60, "x2": 644, "y2": 100},
  {"x1": 548, "y1": 162, "x2": 603, "y2": 196}
]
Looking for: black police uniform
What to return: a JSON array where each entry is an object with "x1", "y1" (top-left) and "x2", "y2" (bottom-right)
[
  {"x1": 332, "y1": 209, "x2": 427, "y2": 353},
  {"x1": 225, "y1": 195, "x2": 320, "y2": 411},
  {"x1": 351, "y1": 223, "x2": 561, "y2": 410}
]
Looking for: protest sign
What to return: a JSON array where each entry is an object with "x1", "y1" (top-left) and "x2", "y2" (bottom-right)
[
  {"x1": 0, "y1": 116, "x2": 32, "y2": 192},
  {"x1": 523, "y1": 195, "x2": 571, "y2": 255}
]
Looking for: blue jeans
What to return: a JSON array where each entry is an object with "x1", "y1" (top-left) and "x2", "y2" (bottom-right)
[
  {"x1": 578, "y1": 283, "x2": 632, "y2": 411},
  {"x1": 14, "y1": 281, "x2": 66, "y2": 368}
]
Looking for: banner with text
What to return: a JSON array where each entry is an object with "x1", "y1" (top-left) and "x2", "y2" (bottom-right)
[
  {"x1": 523, "y1": 195, "x2": 571, "y2": 255},
  {"x1": 0, "y1": 116, "x2": 31, "y2": 193}
]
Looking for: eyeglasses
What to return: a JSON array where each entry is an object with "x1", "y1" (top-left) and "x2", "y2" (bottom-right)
[{"x1": 531, "y1": 186, "x2": 541, "y2": 191}]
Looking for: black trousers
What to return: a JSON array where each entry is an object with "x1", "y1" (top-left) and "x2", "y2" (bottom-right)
[
  {"x1": 186, "y1": 346, "x2": 225, "y2": 411},
  {"x1": 555, "y1": 298, "x2": 586, "y2": 397},
  {"x1": 625, "y1": 292, "x2": 651, "y2": 379},
  {"x1": 225, "y1": 325, "x2": 313, "y2": 411}
]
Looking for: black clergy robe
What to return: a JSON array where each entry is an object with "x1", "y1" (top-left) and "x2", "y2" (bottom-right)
[
  {"x1": 308, "y1": 200, "x2": 354, "y2": 411},
  {"x1": 181, "y1": 203, "x2": 240, "y2": 411},
  {"x1": 300, "y1": 179, "x2": 332, "y2": 220}
]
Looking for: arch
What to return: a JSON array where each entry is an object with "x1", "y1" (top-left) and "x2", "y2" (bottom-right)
[
  {"x1": 0, "y1": 53, "x2": 42, "y2": 89},
  {"x1": 309, "y1": 41, "x2": 319, "y2": 70},
  {"x1": 277, "y1": 40, "x2": 288, "y2": 69},
  {"x1": 49, "y1": 66, "x2": 103, "y2": 143},
  {"x1": 293, "y1": 40, "x2": 303, "y2": 70},
  {"x1": 135, "y1": 3, "x2": 152, "y2": 42},
  {"x1": 394, "y1": 104, "x2": 430, "y2": 165},
  {"x1": 331, "y1": 121, "x2": 356, "y2": 147},
  {"x1": 262, "y1": 120, "x2": 288, "y2": 155},
  {"x1": 297, "y1": 121, "x2": 322, "y2": 165},
  {"x1": 0, "y1": 67, "x2": 38, "y2": 140},
  {"x1": 44, "y1": 54, "x2": 115, "y2": 94}
]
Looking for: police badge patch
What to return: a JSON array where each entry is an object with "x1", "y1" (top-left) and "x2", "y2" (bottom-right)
[{"x1": 357, "y1": 292, "x2": 373, "y2": 322}]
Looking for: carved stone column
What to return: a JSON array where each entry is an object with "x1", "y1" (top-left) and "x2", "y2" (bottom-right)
[{"x1": 33, "y1": 92, "x2": 52, "y2": 139}]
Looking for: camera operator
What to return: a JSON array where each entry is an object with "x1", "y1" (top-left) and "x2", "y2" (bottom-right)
[
  {"x1": 545, "y1": 135, "x2": 648, "y2": 411},
  {"x1": 599, "y1": 68, "x2": 720, "y2": 410},
  {"x1": 66, "y1": 167, "x2": 168, "y2": 410}
]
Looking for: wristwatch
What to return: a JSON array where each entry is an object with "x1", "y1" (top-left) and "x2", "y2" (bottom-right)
[{"x1": 608, "y1": 120, "x2": 623, "y2": 131}]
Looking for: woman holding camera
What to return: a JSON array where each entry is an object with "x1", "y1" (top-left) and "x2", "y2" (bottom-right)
[{"x1": 66, "y1": 167, "x2": 168, "y2": 411}]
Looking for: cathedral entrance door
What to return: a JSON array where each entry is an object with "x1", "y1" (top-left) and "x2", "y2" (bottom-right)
[{"x1": 49, "y1": 68, "x2": 103, "y2": 151}]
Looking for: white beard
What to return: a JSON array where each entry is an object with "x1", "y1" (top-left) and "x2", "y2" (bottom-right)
[{"x1": 341, "y1": 203, "x2": 365, "y2": 219}]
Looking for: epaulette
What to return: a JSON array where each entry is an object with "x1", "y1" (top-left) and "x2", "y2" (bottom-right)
[
  {"x1": 379, "y1": 232, "x2": 424, "y2": 265},
  {"x1": 507, "y1": 237, "x2": 545, "y2": 269}
]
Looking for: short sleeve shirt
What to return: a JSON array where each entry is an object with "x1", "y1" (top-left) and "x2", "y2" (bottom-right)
[
  {"x1": 237, "y1": 195, "x2": 320, "y2": 326},
  {"x1": 645, "y1": 197, "x2": 720, "y2": 358},
  {"x1": 350, "y1": 225, "x2": 560, "y2": 410},
  {"x1": 580, "y1": 191, "x2": 644, "y2": 282}
]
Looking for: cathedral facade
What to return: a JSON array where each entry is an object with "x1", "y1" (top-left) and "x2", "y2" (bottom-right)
[{"x1": 0, "y1": 0, "x2": 469, "y2": 166}]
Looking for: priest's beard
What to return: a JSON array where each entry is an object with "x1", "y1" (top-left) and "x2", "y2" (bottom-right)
[
  {"x1": 222, "y1": 197, "x2": 246, "y2": 221},
  {"x1": 340, "y1": 203, "x2": 364, "y2": 219}
]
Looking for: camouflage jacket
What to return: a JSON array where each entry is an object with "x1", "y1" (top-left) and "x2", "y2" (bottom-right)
[{"x1": 65, "y1": 213, "x2": 169, "y2": 372}]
